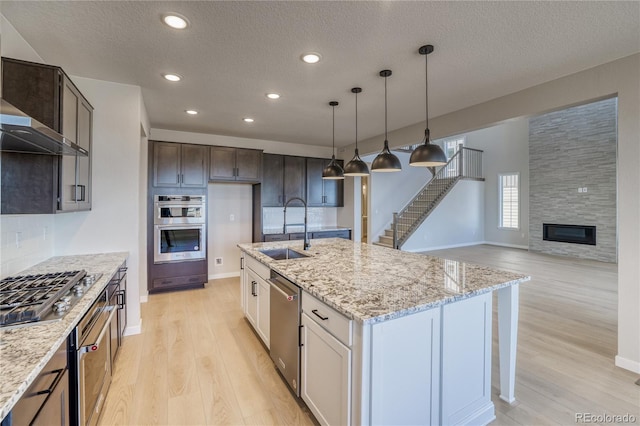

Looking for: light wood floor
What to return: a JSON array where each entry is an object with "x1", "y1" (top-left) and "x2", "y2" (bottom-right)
[{"x1": 99, "y1": 245, "x2": 639, "y2": 425}]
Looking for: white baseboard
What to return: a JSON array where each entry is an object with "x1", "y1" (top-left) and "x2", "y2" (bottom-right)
[
  {"x1": 140, "y1": 294, "x2": 148, "y2": 303},
  {"x1": 404, "y1": 241, "x2": 485, "y2": 253},
  {"x1": 483, "y1": 241, "x2": 529, "y2": 250},
  {"x1": 124, "y1": 319, "x2": 142, "y2": 336},
  {"x1": 615, "y1": 355, "x2": 640, "y2": 373},
  {"x1": 209, "y1": 271, "x2": 241, "y2": 280}
]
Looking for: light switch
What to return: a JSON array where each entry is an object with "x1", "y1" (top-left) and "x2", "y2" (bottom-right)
[
  {"x1": 230, "y1": 214, "x2": 235, "y2": 221},
  {"x1": 578, "y1": 188, "x2": 583, "y2": 193}
]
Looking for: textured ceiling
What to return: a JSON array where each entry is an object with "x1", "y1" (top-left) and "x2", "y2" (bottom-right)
[{"x1": 1, "y1": 1, "x2": 639, "y2": 147}]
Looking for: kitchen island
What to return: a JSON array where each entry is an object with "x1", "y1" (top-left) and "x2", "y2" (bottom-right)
[
  {"x1": 238, "y1": 238, "x2": 530, "y2": 426},
  {"x1": 0, "y1": 252, "x2": 128, "y2": 422}
]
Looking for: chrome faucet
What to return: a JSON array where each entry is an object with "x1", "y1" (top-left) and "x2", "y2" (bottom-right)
[{"x1": 283, "y1": 197, "x2": 310, "y2": 250}]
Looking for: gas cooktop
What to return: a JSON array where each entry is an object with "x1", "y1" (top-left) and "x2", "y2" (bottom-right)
[{"x1": 0, "y1": 270, "x2": 102, "y2": 329}]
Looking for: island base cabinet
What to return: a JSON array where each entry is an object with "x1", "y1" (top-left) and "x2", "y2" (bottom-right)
[
  {"x1": 368, "y1": 308, "x2": 441, "y2": 425},
  {"x1": 301, "y1": 312, "x2": 351, "y2": 426},
  {"x1": 243, "y1": 262, "x2": 270, "y2": 349},
  {"x1": 441, "y1": 292, "x2": 494, "y2": 426}
]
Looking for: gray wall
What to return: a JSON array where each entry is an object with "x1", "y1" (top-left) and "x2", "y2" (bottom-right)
[{"x1": 529, "y1": 97, "x2": 617, "y2": 262}]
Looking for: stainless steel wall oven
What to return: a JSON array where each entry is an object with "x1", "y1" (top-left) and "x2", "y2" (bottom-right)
[{"x1": 153, "y1": 195, "x2": 206, "y2": 263}]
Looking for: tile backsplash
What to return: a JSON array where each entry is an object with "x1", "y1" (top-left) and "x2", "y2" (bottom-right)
[
  {"x1": 263, "y1": 207, "x2": 337, "y2": 232},
  {"x1": 0, "y1": 215, "x2": 54, "y2": 278}
]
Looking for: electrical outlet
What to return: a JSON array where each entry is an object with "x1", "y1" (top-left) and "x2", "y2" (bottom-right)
[
  {"x1": 215, "y1": 257, "x2": 223, "y2": 266},
  {"x1": 229, "y1": 214, "x2": 235, "y2": 222},
  {"x1": 43, "y1": 226, "x2": 48, "y2": 241},
  {"x1": 583, "y1": 187, "x2": 588, "y2": 193},
  {"x1": 15, "y1": 232, "x2": 22, "y2": 249}
]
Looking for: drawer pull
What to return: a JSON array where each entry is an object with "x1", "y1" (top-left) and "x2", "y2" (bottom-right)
[{"x1": 312, "y1": 309, "x2": 328, "y2": 321}]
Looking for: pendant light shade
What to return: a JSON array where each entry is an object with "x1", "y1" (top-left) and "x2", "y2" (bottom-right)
[
  {"x1": 372, "y1": 70, "x2": 402, "y2": 172},
  {"x1": 322, "y1": 101, "x2": 345, "y2": 180},
  {"x1": 344, "y1": 87, "x2": 370, "y2": 176},
  {"x1": 410, "y1": 44, "x2": 447, "y2": 167}
]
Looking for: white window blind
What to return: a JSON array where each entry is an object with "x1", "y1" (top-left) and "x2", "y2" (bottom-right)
[{"x1": 499, "y1": 173, "x2": 519, "y2": 229}]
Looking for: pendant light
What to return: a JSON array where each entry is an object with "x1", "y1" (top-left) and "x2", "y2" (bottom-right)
[
  {"x1": 322, "y1": 101, "x2": 345, "y2": 180},
  {"x1": 372, "y1": 70, "x2": 402, "y2": 172},
  {"x1": 410, "y1": 44, "x2": 447, "y2": 167},
  {"x1": 344, "y1": 87, "x2": 370, "y2": 176}
]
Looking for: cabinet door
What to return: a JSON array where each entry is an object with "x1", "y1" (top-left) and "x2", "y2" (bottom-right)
[
  {"x1": 235, "y1": 149, "x2": 262, "y2": 182},
  {"x1": 323, "y1": 159, "x2": 344, "y2": 207},
  {"x1": 245, "y1": 270, "x2": 259, "y2": 328},
  {"x1": 262, "y1": 154, "x2": 284, "y2": 206},
  {"x1": 181, "y1": 144, "x2": 208, "y2": 187},
  {"x1": 257, "y1": 278, "x2": 270, "y2": 348},
  {"x1": 153, "y1": 142, "x2": 181, "y2": 187},
  {"x1": 284, "y1": 156, "x2": 306, "y2": 203},
  {"x1": 58, "y1": 154, "x2": 78, "y2": 211},
  {"x1": 306, "y1": 158, "x2": 325, "y2": 207},
  {"x1": 301, "y1": 312, "x2": 351, "y2": 426},
  {"x1": 240, "y1": 255, "x2": 246, "y2": 310},
  {"x1": 76, "y1": 98, "x2": 92, "y2": 210},
  {"x1": 209, "y1": 146, "x2": 236, "y2": 181},
  {"x1": 61, "y1": 78, "x2": 78, "y2": 144}
]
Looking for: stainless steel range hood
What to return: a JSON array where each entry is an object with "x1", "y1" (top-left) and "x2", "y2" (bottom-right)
[{"x1": 0, "y1": 99, "x2": 88, "y2": 156}]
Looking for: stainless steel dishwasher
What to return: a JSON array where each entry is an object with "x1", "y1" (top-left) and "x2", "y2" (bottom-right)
[{"x1": 269, "y1": 271, "x2": 301, "y2": 396}]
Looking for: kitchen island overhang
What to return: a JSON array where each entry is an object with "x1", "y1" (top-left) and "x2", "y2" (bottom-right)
[{"x1": 239, "y1": 238, "x2": 531, "y2": 426}]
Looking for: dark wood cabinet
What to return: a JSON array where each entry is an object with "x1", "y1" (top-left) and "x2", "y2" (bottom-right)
[
  {"x1": 262, "y1": 153, "x2": 285, "y2": 206},
  {"x1": 311, "y1": 230, "x2": 351, "y2": 240},
  {"x1": 1, "y1": 57, "x2": 93, "y2": 213},
  {"x1": 306, "y1": 158, "x2": 344, "y2": 207},
  {"x1": 284, "y1": 155, "x2": 306, "y2": 204},
  {"x1": 209, "y1": 146, "x2": 262, "y2": 182},
  {"x1": 152, "y1": 141, "x2": 207, "y2": 188},
  {"x1": 261, "y1": 154, "x2": 306, "y2": 207}
]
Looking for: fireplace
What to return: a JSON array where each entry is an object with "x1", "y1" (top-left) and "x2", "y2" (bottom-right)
[{"x1": 543, "y1": 224, "x2": 596, "y2": 245}]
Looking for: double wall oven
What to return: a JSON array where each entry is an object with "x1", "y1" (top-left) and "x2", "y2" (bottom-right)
[{"x1": 153, "y1": 195, "x2": 207, "y2": 264}]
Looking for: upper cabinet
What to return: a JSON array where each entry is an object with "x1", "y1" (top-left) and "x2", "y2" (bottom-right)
[
  {"x1": 152, "y1": 141, "x2": 208, "y2": 188},
  {"x1": 306, "y1": 158, "x2": 344, "y2": 207},
  {"x1": 261, "y1": 154, "x2": 307, "y2": 207},
  {"x1": 209, "y1": 146, "x2": 262, "y2": 183},
  {"x1": 1, "y1": 57, "x2": 94, "y2": 214}
]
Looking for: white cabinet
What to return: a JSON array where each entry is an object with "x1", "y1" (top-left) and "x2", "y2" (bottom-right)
[
  {"x1": 241, "y1": 256, "x2": 270, "y2": 349},
  {"x1": 301, "y1": 298, "x2": 352, "y2": 426}
]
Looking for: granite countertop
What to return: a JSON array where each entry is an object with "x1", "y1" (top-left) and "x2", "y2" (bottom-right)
[
  {"x1": 238, "y1": 239, "x2": 530, "y2": 325},
  {"x1": 0, "y1": 252, "x2": 128, "y2": 421},
  {"x1": 262, "y1": 226, "x2": 351, "y2": 235}
]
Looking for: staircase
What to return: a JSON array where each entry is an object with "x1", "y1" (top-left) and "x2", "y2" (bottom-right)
[{"x1": 374, "y1": 147, "x2": 484, "y2": 249}]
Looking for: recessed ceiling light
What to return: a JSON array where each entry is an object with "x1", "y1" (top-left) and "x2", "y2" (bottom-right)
[
  {"x1": 243, "y1": 118, "x2": 255, "y2": 123},
  {"x1": 163, "y1": 73, "x2": 182, "y2": 82},
  {"x1": 266, "y1": 93, "x2": 281, "y2": 100},
  {"x1": 162, "y1": 13, "x2": 189, "y2": 29},
  {"x1": 301, "y1": 52, "x2": 321, "y2": 64},
  {"x1": 185, "y1": 110, "x2": 198, "y2": 115}
]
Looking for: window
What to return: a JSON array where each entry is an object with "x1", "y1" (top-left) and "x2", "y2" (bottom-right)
[{"x1": 499, "y1": 173, "x2": 519, "y2": 229}]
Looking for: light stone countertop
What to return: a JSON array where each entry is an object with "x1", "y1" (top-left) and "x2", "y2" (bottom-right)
[
  {"x1": 262, "y1": 226, "x2": 351, "y2": 235},
  {"x1": 239, "y1": 238, "x2": 530, "y2": 324},
  {"x1": 0, "y1": 252, "x2": 128, "y2": 421}
]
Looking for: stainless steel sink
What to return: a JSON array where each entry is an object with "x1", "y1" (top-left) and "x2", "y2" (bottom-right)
[{"x1": 259, "y1": 248, "x2": 311, "y2": 260}]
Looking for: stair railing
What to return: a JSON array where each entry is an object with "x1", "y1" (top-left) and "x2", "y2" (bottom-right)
[{"x1": 392, "y1": 147, "x2": 483, "y2": 248}]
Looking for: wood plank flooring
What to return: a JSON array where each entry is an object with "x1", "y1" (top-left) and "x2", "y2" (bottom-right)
[{"x1": 99, "y1": 245, "x2": 639, "y2": 425}]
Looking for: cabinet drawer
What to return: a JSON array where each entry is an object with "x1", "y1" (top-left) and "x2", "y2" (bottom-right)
[
  {"x1": 263, "y1": 233, "x2": 288, "y2": 242},
  {"x1": 302, "y1": 292, "x2": 352, "y2": 346},
  {"x1": 311, "y1": 230, "x2": 351, "y2": 240},
  {"x1": 288, "y1": 233, "x2": 305, "y2": 241},
  {"x1": 246, "y1": 255, "x2": 270, "y2": 280},
  {"x1": 152, "y1": 274, "x2": 207, "y2": 290}
]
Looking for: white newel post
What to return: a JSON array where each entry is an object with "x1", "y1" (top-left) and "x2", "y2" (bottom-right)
[{"x1": 497, "y1": 284, "x2": 520, "y2": 404}]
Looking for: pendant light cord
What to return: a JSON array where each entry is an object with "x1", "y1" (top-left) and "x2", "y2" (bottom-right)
[
  {"x1": 425, "y1": 51, "x2": 429, "y2": 131},
  {"x1": 332, "y1": 103, "x2": 335, "y2": 155},
  {"x1": 355, "y1": 91, "x2": 358, "y2": 150},
  {"x1": 384, "y1": 75, "x2": 388, "y2": 140}
]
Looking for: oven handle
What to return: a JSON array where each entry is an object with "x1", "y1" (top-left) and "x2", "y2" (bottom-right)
[{"x1": 80, "y1": 306, "x2": 116, "y2": 354}]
